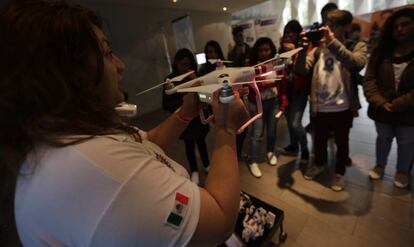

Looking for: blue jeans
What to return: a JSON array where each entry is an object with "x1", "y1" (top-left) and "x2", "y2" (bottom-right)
[
  {"x1": 285, "y1": 90, "x2": 308, "y2": 152},
  {"x1": 249, "y1": 97, "x2": 279, "y2": 162},
  {"x1": 375, "y1": 122, "x2": 414, "y2": 173}
]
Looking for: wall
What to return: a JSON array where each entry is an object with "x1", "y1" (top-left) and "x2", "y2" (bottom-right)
[{"x1": 67, "y1": 1, "x2": 232, "y2": 114}]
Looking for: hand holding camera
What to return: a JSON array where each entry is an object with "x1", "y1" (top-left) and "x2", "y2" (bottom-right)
[{"x1": 302, "y1": 22, "x2": 335, "y2": 46}]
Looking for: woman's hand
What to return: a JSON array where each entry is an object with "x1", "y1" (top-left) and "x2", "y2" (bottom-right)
[
  {"x1": 282, "y1": 42, "x2": 296, "y2": 51},
  {"x1": 382, "y1": 102, "x2": 394, "y2": 112},
  {"x1": 299, "y1": 31, "x2": 309, "y2": 48},
  {"x1": 211, "y1": 90, "x2": 249, "y2": 133},
  {"x1": 179, "y1": 81, "x2": 207, "y2": 119}
]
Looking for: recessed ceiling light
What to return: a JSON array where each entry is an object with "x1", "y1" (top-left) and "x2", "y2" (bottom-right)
[
  {"x1": 173, "y1": 0, "x2": 177, "y2": 3},
  {"x1": 223, "y1": 7, "x2": 227, "y2": 11}
]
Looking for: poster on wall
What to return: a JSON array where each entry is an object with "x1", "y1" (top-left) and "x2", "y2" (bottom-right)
[
  {"x1": 172, "y1": 15, "x2": 196, "y2": 53},
  {"x1": 254, "y1": 16, "x2": 281, "y2": 46},
  {"x1": 231, "y1": 17, "x2": 281, "y2": 48}
]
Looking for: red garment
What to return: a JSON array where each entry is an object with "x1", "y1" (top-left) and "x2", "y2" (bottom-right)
[
  {"x1": 247, "y1": 71, "x2": 289, "y2": 112},
  {"x1": 293, "y1": 73, "x2": 311, "y2": 92}
]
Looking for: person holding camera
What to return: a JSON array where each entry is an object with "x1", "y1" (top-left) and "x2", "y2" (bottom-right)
[{"x1": 295, "y1": 10, "x2": 367, "y2": 191}]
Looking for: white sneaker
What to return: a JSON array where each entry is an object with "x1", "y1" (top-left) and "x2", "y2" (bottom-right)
[
  {"x1": 394, "y1": 172, "x2": 409, "y2": 189},
  {"x1": 248, "y1": 163, "x2": 262, "y2": 178},
  {"x1": 267, "y1": 152, "x2": 278, "y2": 166},
  {"x1": 331, "y1": 174, "x2": 345, "y2": 192},
  {"x1": 368, "y1": 165, "x2": 385, "y2": 180},
  {"x1": 191, "y1": 171, "x2": 200, "y2": 185}
]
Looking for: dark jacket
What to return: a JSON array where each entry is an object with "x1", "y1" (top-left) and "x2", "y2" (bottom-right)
[
  {"x1": 162, "y1": 74, "x2": 210, "y2": 140},
  {"x1": 227, "y1": 43, "x2": 251, "y2": 67},
  {"x1": 363, "y1": 55, "x2": 414, "y2": 126}
]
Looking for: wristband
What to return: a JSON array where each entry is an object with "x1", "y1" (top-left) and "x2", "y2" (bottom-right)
[{"x1": 175, "y1": 108, "x2": 193, "y2": 123}]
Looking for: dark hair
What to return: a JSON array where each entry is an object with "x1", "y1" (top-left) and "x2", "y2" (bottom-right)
[
  {"x1": 280, "y1": 20, "x2": 303, "y2": 52},
  {"x1": 249, "y1": 37, "x2": 277, "y2": 65},
  {"x1": 204, "y1": 40, "x2": 225, "y2": 60},
  {"x1": 321, "y1": 2, "x2": 338, "y2": 24},
  {"x1": 350, "y1": 22, "x2": 361, "y2": 32},
  {"x1": 172, "y1": 48, "x2": 197, "y2": 75},
  {"x1": 284, "y1": 20, "x2": 303, "y2": 35},
  {"x1": 371, "y1": 8, "x2": 414, "y2": 74},
  {"x1": 232, "y1": 26, "x2": 244, "y2": 36},
  {"x1": 0, "y1": 0, "x2": 139, "y2": 243},
  {"x1": 327, "y1": 9, "x2": 353, "y2": 26}
]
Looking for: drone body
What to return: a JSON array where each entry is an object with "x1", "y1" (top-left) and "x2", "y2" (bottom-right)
[{"x1": 135, "y1": 47, "x2": 303, "y2": 132}]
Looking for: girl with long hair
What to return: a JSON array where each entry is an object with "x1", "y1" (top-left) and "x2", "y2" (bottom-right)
[
  {"x1": 246, "y1": 37, "x2": 288, "y2": 178},
  {"x1": 363, "y1": 8, "x2": 414, "y2": 188},
  {"x1": 279, "y1": 20, "x2": 311, "y2": 162},
  {"x1": 163, "y1": 48, "x2": 210, "y2": 185}
]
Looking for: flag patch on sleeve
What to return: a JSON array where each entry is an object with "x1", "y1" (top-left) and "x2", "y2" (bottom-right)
[{"x1": 166, "y1": 192, "x2": 190, "y2": 228}]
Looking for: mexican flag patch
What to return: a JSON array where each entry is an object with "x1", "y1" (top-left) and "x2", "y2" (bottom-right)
[{"x1": 166, "y1": 192, "x2": 189, "y2": 228}]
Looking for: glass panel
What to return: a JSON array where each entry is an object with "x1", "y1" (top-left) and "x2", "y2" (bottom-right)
[
  {"x1": 298, "y1": 0, "x2": 309, "y2": 25},
  {"x1": 283, "y1": 0, "x2": 292, "y2": 28},
  {"x1": 338, "y1": 0, "x2": 354, "y2": 12}
]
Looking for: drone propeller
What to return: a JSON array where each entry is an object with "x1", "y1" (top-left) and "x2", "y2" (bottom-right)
[
  {"x1": 171, "y1": 70, "x2": 196, "y2": 82},
  {"x1": 255, "y1": 47, "x2": 303, "y2": 66},
  {"x1": 279, "y1": 47, "x2": 303, "y2": 59},
  {"x1": 208, "y1": 59, "x2": 233, "y2": 64},
  {"x1": 135, "y1": 70, "x2": 195, "y2": 96}
]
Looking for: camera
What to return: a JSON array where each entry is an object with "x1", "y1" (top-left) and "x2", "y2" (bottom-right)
[{"x1": 305, "y1": 22, "x2": 323, "y2": 43}]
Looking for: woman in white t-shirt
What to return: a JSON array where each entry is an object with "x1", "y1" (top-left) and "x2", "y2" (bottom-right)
[{"x1": 0, "y1": 1, "x2": 248, "y2": 246}]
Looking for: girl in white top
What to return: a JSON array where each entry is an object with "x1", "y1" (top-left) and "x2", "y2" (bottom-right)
[{"x1": 0, "y1": 1, "x2": 248, "y2": 246}]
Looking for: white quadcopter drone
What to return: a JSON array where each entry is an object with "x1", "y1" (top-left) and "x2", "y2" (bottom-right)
[{"x1": 136, "y1": 47, "x2": 302, "y2": 133}]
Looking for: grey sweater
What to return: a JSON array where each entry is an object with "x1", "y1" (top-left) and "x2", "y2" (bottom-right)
[{"x1": 295, "y1": 38, "x2": 368, "y2": 116}]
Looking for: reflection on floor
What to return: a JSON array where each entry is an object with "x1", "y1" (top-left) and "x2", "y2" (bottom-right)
[{"x1": 133, "y1": 94, "x2": 413, "y2": 247}]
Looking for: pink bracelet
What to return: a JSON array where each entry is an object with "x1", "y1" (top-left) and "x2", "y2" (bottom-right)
[{"x1": 175, "y1": 109, "x2": 193, "y2": 123}]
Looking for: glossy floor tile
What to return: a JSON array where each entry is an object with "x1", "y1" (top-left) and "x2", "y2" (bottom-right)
[{"x1": 134, "y1": 94, "x2": 413, "y2": 246}]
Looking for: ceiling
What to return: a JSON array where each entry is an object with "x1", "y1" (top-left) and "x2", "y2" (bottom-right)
[{"x1": 96, "y1": 0, "x2": 269, "y2": 13}]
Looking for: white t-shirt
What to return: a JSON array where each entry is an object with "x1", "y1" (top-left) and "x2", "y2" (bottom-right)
[
  {"x1": 15, "y1": 133, "x2": 200, "y2": 247},
  {"x1": 393, "y1": 62, "x2": 408, "y2": 92},
  {"x1": 316, "y1": 48, "x2": 350, "y2": 112}
]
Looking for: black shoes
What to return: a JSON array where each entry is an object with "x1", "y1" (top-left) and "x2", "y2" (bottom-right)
[{"x1": 283, "y1": 145, "x2": 299, "y2": 156}]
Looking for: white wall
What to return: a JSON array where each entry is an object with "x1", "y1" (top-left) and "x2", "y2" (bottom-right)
[{"x1": 70, "y1": 1, "x2": 232, "y2": 114}]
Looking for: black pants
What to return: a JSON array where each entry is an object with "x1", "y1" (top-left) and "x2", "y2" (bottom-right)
[
  {"x1": 184, "y1": 139, "x2": 210, "y2": 172},
  {"x1": 312, "y1": 109, "x2": 353, "y2": 175}
]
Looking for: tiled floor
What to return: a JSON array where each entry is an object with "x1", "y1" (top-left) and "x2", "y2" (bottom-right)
[{"x1": 133, "y1": 93, "x2": 414, "y2": 247}]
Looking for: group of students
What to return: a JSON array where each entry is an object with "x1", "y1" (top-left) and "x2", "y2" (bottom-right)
[
  {"x1": 285, "y1": 5, "x2": 414, "y2": 192},
  {"x1": 163, "y1": 26, "x2": 295, "y2": 183},
  {"x1": 164, "y1": 3, "x2": 414, "y2": 194},
  {"x1": 0, "y1": 0, "x2": 413, "y2": 246}
]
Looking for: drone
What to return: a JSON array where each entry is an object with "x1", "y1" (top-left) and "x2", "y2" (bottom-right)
[{"x1": 136, "y1": 47, "x2": 302, "y2": 133}]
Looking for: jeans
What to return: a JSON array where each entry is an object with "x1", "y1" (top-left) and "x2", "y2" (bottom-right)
[
  {"x1": 249, "y1": 97, "x2": 279, "y2": 163},
  {"x1": 236, "y1": 128, "x2": 248, "y2": 157},
  {"x1": 375, "y1": 122, "x2": 414, "y2": 173},
  {"x1": 285, "y1": 90, "x2": 308, "y2": 152}
]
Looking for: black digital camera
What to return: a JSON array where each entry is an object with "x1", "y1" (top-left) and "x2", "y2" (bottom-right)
[{"x1": 305, "y1": 22, "x2": 323, "y2": 43}]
